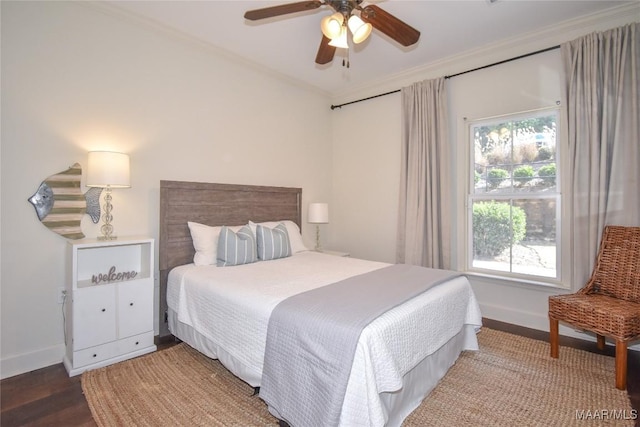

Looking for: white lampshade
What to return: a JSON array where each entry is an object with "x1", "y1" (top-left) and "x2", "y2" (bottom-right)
[
  {"x1": 328, "y1": 27, "x2": 349, "y2": 49},
  {"x1": 86, "y1": 151, "x2": 131, "y2": 188},
  {"x1": 320, "y1": 12, "x2": 344, "y2": 39},
  {"x1": 348, "y1": 15, "x2": 372, "y2": 44},
  {"x1": 308, "y1": 203, "x2": 329, "y2": 224}
]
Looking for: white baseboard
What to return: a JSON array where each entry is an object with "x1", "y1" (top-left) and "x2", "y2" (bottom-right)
[
  {"x1": 1, "y1": 343, "x2": 65, "y2": 380},
  {"x1": 480, "y1": 302, "x2": 640, "y2": 351}
]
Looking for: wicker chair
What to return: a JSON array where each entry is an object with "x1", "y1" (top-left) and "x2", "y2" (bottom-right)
[{"x1": 549, "y1": 225, "x2": 640, "y2": 390}]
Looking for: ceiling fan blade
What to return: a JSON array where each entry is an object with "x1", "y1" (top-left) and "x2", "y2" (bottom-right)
[
  {"x1": 360, "y1": 5, "x2": 420, "y2": 47},
  {"x1": 315, "y1": 35, "x2": 336, "y2": 64},
  {"x1": 244, "y1": 1, "x2": 322, "y2": 20}
]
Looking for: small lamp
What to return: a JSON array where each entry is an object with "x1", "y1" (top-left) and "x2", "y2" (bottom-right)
[
  {"x1": 308, "y1": 202, "x2": 329, "y2": 251},
  {"x1": 86, "y1": 151, "x2": 130, "y2": 240}
]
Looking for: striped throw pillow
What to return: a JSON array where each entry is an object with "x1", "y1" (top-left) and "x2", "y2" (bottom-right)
[
  {"x1": 256, "y1": 223, "x2": 292, "y2": 261},
  {"x1": 216, "y1": 225, "x2": 257, "y2": 267}
]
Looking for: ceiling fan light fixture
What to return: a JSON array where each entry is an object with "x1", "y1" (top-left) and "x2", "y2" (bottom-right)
[
  {"x1": 320, "y1": 12, "x2": 344, "y2": 39},
  {"x1": 243, "y1": 1, "x2": 421, "y2": 66},
  {"x1": 347, "y1": 15, "x2": 372, "y2": 44},
  {"x1": 328, "y1": 26, "x2": 348, "y2": 49}
]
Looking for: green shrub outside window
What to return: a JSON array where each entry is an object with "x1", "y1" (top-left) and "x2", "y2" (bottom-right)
[
  {"x1": 513, "y1": 165, "x2": 535, "y2": 186},
  {"x1": 473, "y1": 201, "x2": 527, "y2": 257},
  {"x1": 487, "y1": 168, "x2": 509, "y2": 189},
  {"x1": 538, "y1": 163, "x2": 556, "y2": 185}
]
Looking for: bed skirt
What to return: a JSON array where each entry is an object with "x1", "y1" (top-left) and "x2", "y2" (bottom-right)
[{"x1": 168, "y1": 309, "x2": 479, "y2": 427}]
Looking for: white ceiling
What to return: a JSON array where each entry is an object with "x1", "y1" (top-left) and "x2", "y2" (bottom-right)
[{"x1": 106, "y1": 0, "x2": 632, "y2": 95}]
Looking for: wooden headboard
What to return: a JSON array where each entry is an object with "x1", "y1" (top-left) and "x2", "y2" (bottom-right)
[{"x1": 157, "y1": 180, "x2": 302, "y2": 337}]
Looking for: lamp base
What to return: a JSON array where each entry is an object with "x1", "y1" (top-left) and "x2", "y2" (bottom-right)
[
  {"x1": 314, "y1": 224, "x2": 322, "y2": 252},
  {"x1": 98, "y1": 186, "x2": 117, "y2": 241}
]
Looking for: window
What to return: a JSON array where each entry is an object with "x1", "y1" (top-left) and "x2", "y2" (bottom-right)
[{"x1": 467, "y1": 109, "x2": 560, "y2": 282}]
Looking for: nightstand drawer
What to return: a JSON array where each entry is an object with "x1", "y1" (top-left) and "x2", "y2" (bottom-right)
[
  {"x1": 73, "y1": 341, "x2": 117, "y2": 368},
  {"x1": 118, "y1": 332, "x2": 154, "y2": 355}
]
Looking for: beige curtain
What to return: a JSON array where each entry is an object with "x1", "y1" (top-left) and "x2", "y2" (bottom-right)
[
  {"x1": 397, "y1": 77, "x2": 451, "y2": 268},
  {"x1": 562, "y1": 23, "x2": 640, "y2": 287}
]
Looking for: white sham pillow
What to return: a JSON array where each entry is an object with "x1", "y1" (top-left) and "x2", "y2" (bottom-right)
[
  {"x1": 187, "y1": 221, "x2": 243, "y2": 266},
  {"x1": 248, "y1": 220, "x2": 307, "y2": 254}
]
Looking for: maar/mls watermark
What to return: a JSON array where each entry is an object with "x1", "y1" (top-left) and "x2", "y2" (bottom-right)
[{"x1": 575, "y1": 409, "x2": 637, "y2": 421}]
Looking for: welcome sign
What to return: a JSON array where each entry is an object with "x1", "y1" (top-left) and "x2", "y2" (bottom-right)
[{"x1": 92, "y1": 266, "x2": 138, "y2": 285}]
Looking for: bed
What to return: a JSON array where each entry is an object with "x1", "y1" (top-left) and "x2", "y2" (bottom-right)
[{"x1": 159, "y1": 180, "x2": 482, "y2": 427}]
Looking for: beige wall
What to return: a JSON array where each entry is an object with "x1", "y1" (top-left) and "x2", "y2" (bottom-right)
[
  {"x1": 0, "y1": 1, "x2": 332, "y2": 378},
  {"x1": 329, "y1": 93, "x2": 402, "y2": 262}
]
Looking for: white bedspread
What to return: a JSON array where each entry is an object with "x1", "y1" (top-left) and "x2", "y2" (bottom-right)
[{"x1": 167, "y1": 251, "x2": 482, "y2": 426}]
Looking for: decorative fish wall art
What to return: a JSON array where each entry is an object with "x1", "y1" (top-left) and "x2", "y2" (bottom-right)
[{"x1": 28, "y1": 163, "x2": 102, "y2": 240}]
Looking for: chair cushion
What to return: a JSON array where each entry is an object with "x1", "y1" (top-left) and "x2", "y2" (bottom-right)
[{"x1": 549, "y1": 293, "x2": 640, "y2": 341}]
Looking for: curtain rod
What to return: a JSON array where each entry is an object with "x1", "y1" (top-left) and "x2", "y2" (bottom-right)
[{"x1": 330, "y1": 44, "x2": 561, "y2": 110}]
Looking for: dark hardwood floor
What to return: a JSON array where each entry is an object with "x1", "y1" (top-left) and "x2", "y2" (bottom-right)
[
  {"x1": 0, "y1": 338, "x2": 177, "y2": 427},
  {"x1": 2, "y1": 320, "x2": 638, "y2": 427}
]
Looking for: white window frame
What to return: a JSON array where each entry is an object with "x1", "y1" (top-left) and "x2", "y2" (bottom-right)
[{"x1": 461, "y1": 107, "x2": 569, "y2": 288}]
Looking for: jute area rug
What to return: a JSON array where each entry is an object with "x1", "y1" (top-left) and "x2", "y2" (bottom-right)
[{"x1": 82, "y1": 328, "x2": 633, "y2": 426}]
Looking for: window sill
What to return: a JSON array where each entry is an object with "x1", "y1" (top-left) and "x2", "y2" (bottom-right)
[{"x1": 463, "y1": 270, "x2": 571, "y2": 293}]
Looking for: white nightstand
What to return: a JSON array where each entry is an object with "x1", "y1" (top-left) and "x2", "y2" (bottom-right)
[
  {"x1": 318, "y1": 249, "x2": 350, "y2": 257},
  {"x1": 63, "y1": 237, "x2": 157, "y2": 376}
]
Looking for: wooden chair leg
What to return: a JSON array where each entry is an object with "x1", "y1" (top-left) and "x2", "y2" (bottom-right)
[
  {"x1": 596, "y1": 334, "x2": 605, "y2": 350},
  {"x1": 549, "y1": 317, "x2": 559, "y2": 358},
  {"x1": 615, "y1": 340, "x2": 627, "y2": 390}
]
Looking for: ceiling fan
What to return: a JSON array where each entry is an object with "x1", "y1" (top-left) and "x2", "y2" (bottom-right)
[{"x1": 244, "y1": 0, "x2": 420, "y2": 66}]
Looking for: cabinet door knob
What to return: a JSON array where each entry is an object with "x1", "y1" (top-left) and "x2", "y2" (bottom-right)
[
  {"x1": 135, "y1": 341, "x2": 139, "y2": 345},
  {"x1": 93, "y1": 354, "x2": 97, "y2": 358},
  {"x1": 101, "y1": 308, "x2": 106, "y2": 312},
  {"x1": 129, "y1": 302, "x2": 134, "y2": 306}
]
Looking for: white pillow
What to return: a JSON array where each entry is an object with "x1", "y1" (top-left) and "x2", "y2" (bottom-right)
[
  {"x1": 187, "y1": 222, "x2": 243, "y2": 266},
  {"x1": 248, "y1": 220, "x2": 307, "y2": 254}
]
